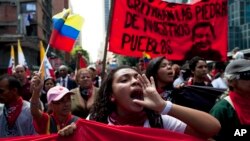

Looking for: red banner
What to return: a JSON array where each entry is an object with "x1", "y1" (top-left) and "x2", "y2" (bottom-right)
[
  {"x1": 2, "y1": 119, "x2": 205, "y2": 141},
  {"x1": 109, "y1": 0, "x2": 228, "y2": 61}
]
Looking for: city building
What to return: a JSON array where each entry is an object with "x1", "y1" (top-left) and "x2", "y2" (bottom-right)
[
  {"x1": 228, "y1": 0, "x2": 250, "y2": 58},
  {"x1": 104, "y1": 0, "x2": 110, "y2": 30},
  {"x1": 0, "y1": 0, "x2": 70, "y2": 74}
]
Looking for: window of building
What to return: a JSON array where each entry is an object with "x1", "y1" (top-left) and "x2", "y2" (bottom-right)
[
  {"x1": 235, "y1": 40, "x2": 239, "y2": 47},
  {"x1": 20, "y1": 2, "x2": 36, "y2": 13},
  {"x1": 240, "y1": 2, "x2": 244, "y2": 9},
  {"x1": 240, "y1": 18, "x2": 245, "y2": 25},
  {"x1": 236, "y1": 19, "x2": 240, "y2": 26},
  {"x1": 235, "y1": 4, "x2": 238, "y2": 11},
  {"x1": 235, "y1": 11, "x2": 239, "y2": 17},
  {"x1": 246, "y1": 16, "x2": 250, "y2": 23},
  {"x1": 243, "y1": 40, "x2": 247, "y2": 49},
  {"x1": 231, "y1": 5, "x2": 234, "y2": 11},
  {"x1": 19, "y1": 2, "x2": 37, "y2": 36}
]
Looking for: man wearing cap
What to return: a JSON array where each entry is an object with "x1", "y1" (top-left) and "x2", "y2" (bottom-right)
[
  {"x1": 30, "y1": 74, "x2": 79, "y2": 134},
  {"x1": 210, "y1": 59, "x2": 250, "y2": 140}
]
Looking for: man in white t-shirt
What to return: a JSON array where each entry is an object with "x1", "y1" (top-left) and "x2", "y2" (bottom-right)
[
  {"x1": 232, "y1": 47, "x2": 244, "y2": 60},
  {"x1": 211, "y1": 76, "x2": 228, "y2": 89}
]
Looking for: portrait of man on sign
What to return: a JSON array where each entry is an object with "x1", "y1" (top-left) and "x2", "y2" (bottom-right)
[{"x1": 184, "y1": 22, "x2": 222, "y2": 61}]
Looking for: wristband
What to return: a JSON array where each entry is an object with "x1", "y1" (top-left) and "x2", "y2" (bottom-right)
[{"x1": 161, "y1": 101, "x2": 173, "y2": 115}]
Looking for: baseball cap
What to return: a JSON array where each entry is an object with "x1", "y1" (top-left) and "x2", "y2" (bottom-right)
[
  {"x1": 87, "y1": 65, "x2": 96, "y2": 71},
  {"x1": 232, "y1": 47, "x2": 240, "y2": 52},
  {"x1": 47, "y1": 86, "x2": 74, "y2": 104},
  {"x1": 225, "y1": 59, "x2": 250, "y2": 75}
]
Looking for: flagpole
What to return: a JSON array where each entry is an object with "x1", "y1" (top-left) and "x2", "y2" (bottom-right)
[
  {"x1": 38, "y1": 44, "x2": 50, "y2": 74},
  {"x1": 101, "y1": 0, "x2": 115, "y2": 79}
]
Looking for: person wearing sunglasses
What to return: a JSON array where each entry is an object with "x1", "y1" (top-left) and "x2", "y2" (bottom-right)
[
  {"x1": 0, "y1": 74, "x2": 36, "y2": 137},
  {"x1": 210, "y1": 59, "x2": 250, "y2": 140}
]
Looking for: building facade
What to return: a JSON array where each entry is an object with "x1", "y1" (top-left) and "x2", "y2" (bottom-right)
[
  {"x1": 0, "y1": 0, "x2": 70, "y2": 74},
  {"x1": 228, "y1": 0, "x2": 250, "y2": 53},
  {"x1": 0, "y1": 0, "x2": 53, "y2": 73}
]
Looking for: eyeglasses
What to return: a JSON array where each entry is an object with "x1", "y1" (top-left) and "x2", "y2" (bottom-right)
[
  {"x1": 238, "y1": 72, "x2": 250, "y2": 80},
  {"x1": 226, "y1": 72, "x2": 250, "y2": 80}
]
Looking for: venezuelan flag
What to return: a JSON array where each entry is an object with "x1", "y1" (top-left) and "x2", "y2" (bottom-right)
[
  {"x1": 49, "y1": 9, "x2": 84, "y2": 52},
  {"x1": 143, "y1": 52, "x2": 151, "y2": 62}
]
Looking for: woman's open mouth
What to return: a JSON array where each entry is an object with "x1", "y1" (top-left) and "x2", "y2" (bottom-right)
[{"x1": 130, "y1": 89, "x2": 144, "y2": 100}]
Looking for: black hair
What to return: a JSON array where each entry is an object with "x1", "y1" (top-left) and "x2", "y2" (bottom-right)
[
  {"x1": 89, "y1": 65, "x2": 163, "y2": 128},
  {"x1": 192, "y1": 22, "x2": 216, "y2": 41},
  {"x1": 43, "y1": 77, "x2": 56, "y2": 90},
  {"x1": 0, "y1": 74, "x2": 22, "y2": 92},
  {"x1": 189, "y1": 56, "x2": 206, "y2": 71},
  {"x1": 145, "y1": 56, "x2": 166, "y2": 88}
]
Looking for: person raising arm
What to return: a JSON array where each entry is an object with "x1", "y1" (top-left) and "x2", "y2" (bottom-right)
[
  {"x1": 30, "y1": 73, "x2": 79, "y2": 135},
  {"x1": 58, "y1": 66, "x2": 220, "y2": 139}
]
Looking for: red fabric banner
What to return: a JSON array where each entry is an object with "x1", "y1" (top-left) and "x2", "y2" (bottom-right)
[
  {"x1": 109, "y1": 0, "x2": 228, "y2": 61},
  {"x1": 78, "y1": 54, "x2": 87, "y2": 69},
  {"x1": 1, "y1": 119, "x2": 205, "y2": 141}
]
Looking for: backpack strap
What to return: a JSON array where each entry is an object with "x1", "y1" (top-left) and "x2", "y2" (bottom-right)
[
  {"x1": 49, "y1": 115, "x2": 79, "y2": 134},
  {"x1": 224, "y1": 96, "x2": 235, "y2": 109},
  {"x1": 49, "y1": 116, "x2": 58, "y2": 133},
  {"x1": 68, "y1": 116, "x2": 79, "y2": 124}
]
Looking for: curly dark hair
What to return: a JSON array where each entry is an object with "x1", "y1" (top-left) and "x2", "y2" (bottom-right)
[
  {"x1": 0, "y1": 74, "x2": 22, "y2": 93},
  {"x1": 43, "y1": 77, "x2": 56, "y2": 91},
  {"x1": 89, "y1": 65, "x2": 163, "y2": 128},
  {"x1": 189, "y1": 56, "x2": 206, "y2": 71},
  {"x1": 145, "y1": 56, "x2": 166, "y2": 88}
]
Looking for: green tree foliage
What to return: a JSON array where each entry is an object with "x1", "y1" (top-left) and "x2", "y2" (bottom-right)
[
  {"x1": 115, "y1": 55, "x2": 139, "y2": 67},
  {"x1": 71, "y1": 45, "x2": 89, "y2": 61},
  {"x1": 69, "y1": 45, "x2": 90, "y2": 70}
]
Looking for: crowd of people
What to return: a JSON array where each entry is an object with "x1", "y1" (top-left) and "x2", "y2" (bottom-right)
[{"x1": 0, "y1": 53, "x2": 249, "y2": 141}]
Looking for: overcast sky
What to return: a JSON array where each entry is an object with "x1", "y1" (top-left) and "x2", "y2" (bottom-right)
[{"x1": 70, "y1": 0, "x2": 105, "y2": 62}]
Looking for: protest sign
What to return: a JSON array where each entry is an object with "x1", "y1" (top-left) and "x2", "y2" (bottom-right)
[{"x1": 109, "y1": 0, "x2": 228, "y2": 61}]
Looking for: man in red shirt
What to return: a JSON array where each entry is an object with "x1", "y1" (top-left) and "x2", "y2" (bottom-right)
[{"x1": 30, "y1": 74, "x2": 78, "y2": 134}]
